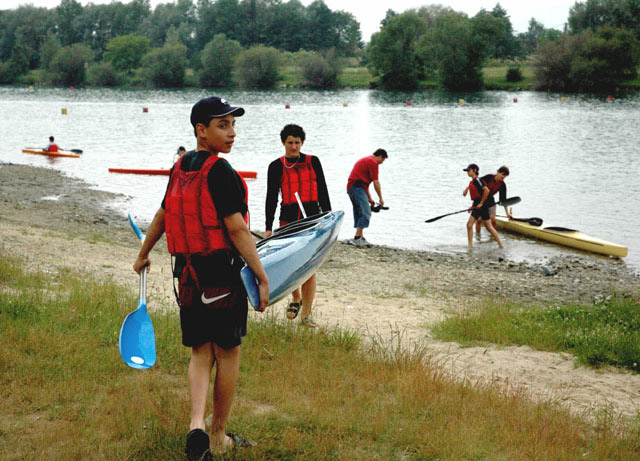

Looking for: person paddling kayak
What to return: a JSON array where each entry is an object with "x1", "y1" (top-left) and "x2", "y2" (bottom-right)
[
  {"x1": 462, "y1": 163, "x2": 504, "y2": 249},
  {"x1": 45, "y1": 136, "x2": 58, "y2": 153},
  {"x1": 475, "y1": 165, "x2": 513, "y2": 234}
]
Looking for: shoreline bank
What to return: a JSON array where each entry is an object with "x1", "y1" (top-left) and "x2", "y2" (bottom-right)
[{"x1": 1, "y1": 163, "x2": 638, "y2": 419}]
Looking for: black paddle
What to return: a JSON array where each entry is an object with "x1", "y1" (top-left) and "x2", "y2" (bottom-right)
[
  {"x1": 425, "y1": 197, "x2": 521, "y2": 223},
  {"x1": 498, "y1": 215, "x2": 543, "y2": 227}
]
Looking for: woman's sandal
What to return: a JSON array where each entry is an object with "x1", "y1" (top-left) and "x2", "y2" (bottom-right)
[{"x1": 286, "y1": 301, "x2": 301, "y2": 319}]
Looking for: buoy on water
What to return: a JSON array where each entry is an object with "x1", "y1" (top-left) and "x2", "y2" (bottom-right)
[
  {"x1": 406, "y1": 100, "x2": 412, "y2": 106},
  {"x1": 607, "y1": 95, "x2": 613, "y2": 101},
  {"x1": 285, "y1": 104, "x2": 291, "y2": 109},
  {"x1": 343, "y1": 102, "x2": 348, "y2": 107},
  {"x1": 61, "y1": 108, "x2": 67, "y2": 115},
  {"x1": 459, "y1": 99, "x2": 465, "y2": 105},
  {"x1": 513, "y1": 98, "x2": 518, "y2": 103},
  {"x1": 69, "y1": 85, "x2": 74, "y2": 90},
  {"x1": 561, "y1": 96, "x2": 566, "y2": 102},
  {"x1": 143, "y1": 107, "x2": 148, "y2": 113}
]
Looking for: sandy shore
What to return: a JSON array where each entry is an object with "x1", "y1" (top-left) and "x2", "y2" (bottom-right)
[{"x1": 1, "y1": 163, "x2": 639, "y2": 420}]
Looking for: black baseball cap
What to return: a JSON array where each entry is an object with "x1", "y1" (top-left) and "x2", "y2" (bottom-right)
[
  {"x1": 190, "y1": 97, "x2": 245, "y2": 128},
  {"x1": 463, "y1": 163, "x2": 479, "y2": 172}
]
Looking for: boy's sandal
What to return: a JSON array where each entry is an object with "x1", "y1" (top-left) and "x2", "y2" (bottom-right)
[
  {"x1": 300, "y1": 317, "x2": 317, "y2": 328},
  {"x1": 227, "y1": 432, "x2": 256, "y2": 449},
  {"x1": 286, "y1": 302, "x2": 301, "y2": 319},
  {"x1": 185, "y1": 429, "x2": 211, "y2": 461}
]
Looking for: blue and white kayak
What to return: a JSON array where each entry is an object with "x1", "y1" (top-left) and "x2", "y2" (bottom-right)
[{"x1": 241, "y1": 211, "x2": 344, "y2": 308}]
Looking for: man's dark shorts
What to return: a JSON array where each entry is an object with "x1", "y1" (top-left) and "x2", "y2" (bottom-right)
[{"x1": 176, "y1": 253, "x2": 248, "y2": 349}]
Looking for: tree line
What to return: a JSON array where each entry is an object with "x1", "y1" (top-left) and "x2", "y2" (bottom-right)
[
  {"x1": 367, "y1": 1, "x2": 640, "y2": 91},
  {"x1": 0, "y1": 0, "x2": 361, "y2": 88},
  {"x1": 1, "y1": 0, "x2": 639, "y2": 92}
]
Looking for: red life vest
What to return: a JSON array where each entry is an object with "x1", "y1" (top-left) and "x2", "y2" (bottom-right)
[
  {"x1": 164, "y1": 155, "x2": 248, "y2": 256},
  {"x1": 487, "y1": 178, "x2": 503, "y2": 196},
  {"x1": 468, "y1": 179, "x2": 483, "y2": 201},
  {"x1": 47, "y1": 144, "x2": 58, "y2": 152},
  {"x1": 280, "y1": 155, "x2": 318, "y2": 205}
]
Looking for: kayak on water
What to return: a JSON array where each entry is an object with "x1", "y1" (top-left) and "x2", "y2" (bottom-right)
[
  {"x1": 495, "y1": 216, "x2": 627, "y2": 258},
  {"x1": 22, "y1": 149, "x2": 80, "y2": 158},
  {"x1": 241, "y1": 211, "x2": 344, "y2": 309},
  {"x1": 108, "y1": 168, "x2": 257, "y2": 179}
]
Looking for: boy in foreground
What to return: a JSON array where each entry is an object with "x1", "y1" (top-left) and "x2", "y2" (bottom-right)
[
  {"x1": 133, "y1": 96, "x2": 269, "y2": 459},
  {"x1": 462, "y1": 163, "x2": 504, "y2": 248}
]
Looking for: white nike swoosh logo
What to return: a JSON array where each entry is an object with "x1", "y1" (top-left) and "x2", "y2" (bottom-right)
[{"x1": 201, "y1": 292, "x2": 231, "y2": 304}]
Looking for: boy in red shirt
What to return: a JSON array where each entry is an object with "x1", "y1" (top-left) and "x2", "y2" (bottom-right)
[{"x1": 462, "y1": 163, "x2": 504, "y2": 248}]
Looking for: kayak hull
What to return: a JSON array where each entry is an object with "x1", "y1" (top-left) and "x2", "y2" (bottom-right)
[
  {"x1": 241, "y1": 211, "x2": 344, "y2": 308},
  {"x1": 495, "y1": 217, "x2": 627, "y2": 258},
  {"x1": 108, "y1": 168, "x2": 257, "y2": 178},
  {"x1": 22, "y1": 149, "x2": 80, "y2": 158}
]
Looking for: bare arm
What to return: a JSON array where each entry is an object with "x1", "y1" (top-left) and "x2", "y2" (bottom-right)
[
  {"x1": 463, "y1": 186, "x2": 469, "y2": 197},
  {"x1": 133, "y1": 208, "x2": 166, "y2": 274},
  {"x1": 478, "y1": 186, "x2": 490, "y2": 208},
  {"x1": 372, "y1": 180, "x2": 383, "y2": 206},
  {"x1": 224, "y1": 212, "x2": 269, "y2": 312}
]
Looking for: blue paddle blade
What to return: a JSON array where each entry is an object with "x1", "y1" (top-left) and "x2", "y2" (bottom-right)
[{"x1": 119, "y1": 299, "x2": 156, "y2": 369}]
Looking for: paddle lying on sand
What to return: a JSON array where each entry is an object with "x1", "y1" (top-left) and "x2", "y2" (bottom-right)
[
  {"x1": 26, "y1": 147, "x2": 83, "y2": 154},
  {"x1": 425, "y1": 197, "x2": 521, "y2": 223},
  {"x1": 118, "y1": 214, "x2": 156, "y2": 369}
]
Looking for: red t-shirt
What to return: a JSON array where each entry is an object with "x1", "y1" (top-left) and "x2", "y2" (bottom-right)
[{"x1": 347, "y1": 155, "x2": 378, "y2": 190}]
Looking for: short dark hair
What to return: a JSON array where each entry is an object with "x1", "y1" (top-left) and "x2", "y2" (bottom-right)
[
  {"x1": 280, "y1": 124, "x2": 306, "y2": 143},
  {"x1": 372, "y1": 148, "x2": 388, "y2": 158},
  {"x1": 49, "y1": 136, "x2": 54, "y2": 142},
  {"x1": 498, "y1": 166, "x2": 510, "y2": 176}
]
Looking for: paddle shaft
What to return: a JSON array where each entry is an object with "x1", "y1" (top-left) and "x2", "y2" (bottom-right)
[
  {"x1": 425, "y1": 197, "x2": 521, "y2": 224},
  {"x1": 139, "y1": 269, "x2": 147, "y2": 306},
  {"x1": 294, "y1": 192, "x2": 307, "y2": 219}
]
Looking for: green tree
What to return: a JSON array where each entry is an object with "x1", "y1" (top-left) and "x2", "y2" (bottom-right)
[
  {"x1": 103, "y1": 34, "x2": 150, "y2": 75},
  {"x1": 433, "y1": 12, "x2": 487, "y2": 90},
  {"x1": 300, "y1": 49, "x2": 341, "y2": 88},
  {"x1": 366, "y1": 11, "x2": 427, "y2": 90},
  {"x1": 49, "y1": 43, "x2": 93, "y2": 85},
  {"x1": 234, "y1": 45, "x2": 281, "y2": 88},
  {"x1": 86, "y1": 61, "x2": 120, "y2": 86},
  {"x1": 56, "y1": 0, "x2": 84, "y2": 46},
  {"x1": 140, "y1": 40, "x2": 188, "y2": 87},
  {"x1": 569, "y1": 0, "x2": 640, "y2": 38},
  {"x1": 200, "y1": 34, "x2": 242, "y2": 87},
  {"x1": 535, "y1": 26, "x2": 639, "y2": 91},
  {"x1": 39, "y1": 32, "x2": 61, "y2": 71},
  {"x1": 146, "y1": 0, "x2": 196, "y2": 49}
]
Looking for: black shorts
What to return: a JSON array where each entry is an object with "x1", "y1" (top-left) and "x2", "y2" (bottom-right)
[
  {"x1": 179, "y1": 283, "x2": 248, "y2": 349},
  {"x1": 471, "y1": 200, "x2": 490, "y2": 221},
  {"x1": 174, "y1": 253, "x2": 248, "y2": 349}
]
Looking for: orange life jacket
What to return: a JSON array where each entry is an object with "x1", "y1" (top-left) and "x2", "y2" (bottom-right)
[
  {"x1": 164, "y1": 155, "x2": 248, "y2": 256},
  {"x1": 280, "y1": 155, "x2": 318, "y2": 205}
]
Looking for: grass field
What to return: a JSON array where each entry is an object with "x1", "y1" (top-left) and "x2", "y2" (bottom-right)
[{"x1": 1, "y1": 249, "x2": 639, "y2": 460}]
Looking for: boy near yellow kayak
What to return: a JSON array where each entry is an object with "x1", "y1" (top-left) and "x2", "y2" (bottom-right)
[{"x1": 462, "y1": 163, "x2": 504, "y2": 248}]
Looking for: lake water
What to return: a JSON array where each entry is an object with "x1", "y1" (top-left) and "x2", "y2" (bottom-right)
[{"x1": 1, "y1": 87, "x2": 638, "y2": 272}]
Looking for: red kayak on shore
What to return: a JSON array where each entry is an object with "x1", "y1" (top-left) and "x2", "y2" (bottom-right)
[{"x1": 108, "y1": 168, "x2": 257, "y2": 179}]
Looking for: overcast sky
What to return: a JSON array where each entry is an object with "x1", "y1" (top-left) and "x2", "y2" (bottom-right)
[{"x1": 3, "y1": 0, "x2": 578, "y2": 40}]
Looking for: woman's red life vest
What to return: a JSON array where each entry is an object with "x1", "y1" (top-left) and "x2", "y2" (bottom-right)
[
  {"x1": 280, "y1": 155, "x2": 318, "y2": 205},
  {"x1": 164, "y1": 155, "x2": 248, "y2": 256},
  {"x1": 468, "y1": 179, "x2": 483, "y2": 201},
  {"x1": 47, "y1": 144, "x2": 58, "y2": 152}
]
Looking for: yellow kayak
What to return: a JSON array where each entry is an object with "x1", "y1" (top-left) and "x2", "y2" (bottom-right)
[{"x1": 495, "y1": 216, "x2": 627, "y2": 258}]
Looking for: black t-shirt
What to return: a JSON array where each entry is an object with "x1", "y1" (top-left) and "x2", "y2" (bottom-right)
[
  {"x1": 265, "y1": 153, "x2": 331, "y2": 230},
  {"x1": 162, "y1": 150, "x2": 247, "y2": 286}
]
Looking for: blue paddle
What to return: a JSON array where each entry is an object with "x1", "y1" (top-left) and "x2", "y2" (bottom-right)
[{"x1": 118, "y1": 214, "x2": 156, "y2": 369}]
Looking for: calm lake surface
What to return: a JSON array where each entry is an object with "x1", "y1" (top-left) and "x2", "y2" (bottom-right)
[{"x1": 1, "y1": 87, "x2": 638, "y2": 272}]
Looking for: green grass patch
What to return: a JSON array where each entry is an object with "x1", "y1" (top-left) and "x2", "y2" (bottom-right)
[
  {"x1": 338, "y1": 67, "x2": 373, "y2": 87},
  {"x1": 482, "y1": 64, "x2": 536, "y2": 89},
  {"x1": 1, "y1": 249, "x2": 639, "y2": 460},
  {"x1": 432, "y1": 296, "x2": 640, "y2": 372}
]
